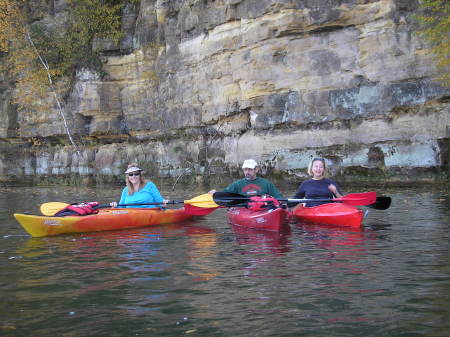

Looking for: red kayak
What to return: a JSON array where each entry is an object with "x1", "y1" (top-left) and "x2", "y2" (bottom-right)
[
  {"x1": 293, "y1": 203, "x2": 364, "y2": 227},
  {"x1": 227, "y1": 207, "x2": 291, "y2": 231}
]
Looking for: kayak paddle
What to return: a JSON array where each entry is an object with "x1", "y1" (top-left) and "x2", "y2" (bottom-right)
[
  {"x1": 181, "y1": 193, "x2": 219, "y2": 215},
  {"x1": 213, "y1": 191, "x2": 379, "y2": 207},
  {"x1": 366, "y1": 196, "x2": 391, "y2": 210},
  {"x1": 40, "y1": 193, "x2": 219, "y2": 216}
]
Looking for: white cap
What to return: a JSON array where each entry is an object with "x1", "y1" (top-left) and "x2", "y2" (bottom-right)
[
  {"x1": 242, "y1": 159, "x2": 258, "y2": 169},
  {"x1": 124, "y1": 166, "x2": 143, "y2": 174}
]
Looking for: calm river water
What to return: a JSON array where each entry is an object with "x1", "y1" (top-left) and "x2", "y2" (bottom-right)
[{"x1": 1, "y1": 185, "x2": 449, "y2": 337}]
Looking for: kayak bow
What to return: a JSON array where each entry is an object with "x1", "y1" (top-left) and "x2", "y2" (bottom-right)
[
  {"x1": 227, "y1": 207, "x2": 291, "y2": 231},
  {"x1": 293, "y1": 203, "x2": 364, "y2": 227}
]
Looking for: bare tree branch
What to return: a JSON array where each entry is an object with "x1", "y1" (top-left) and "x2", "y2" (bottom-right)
[{"x1": 25, "y1": 30, "x2": 82, "y2": 158}]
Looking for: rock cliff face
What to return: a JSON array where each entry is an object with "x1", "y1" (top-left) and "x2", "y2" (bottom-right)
[{"x1": 0, "y1": 0, "x2": 449, "y2": 186}]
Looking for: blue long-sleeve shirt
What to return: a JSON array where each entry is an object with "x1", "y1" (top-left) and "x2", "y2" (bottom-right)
[{"x1": 119, "y1": 181, "x2": 164, "y2": 208}]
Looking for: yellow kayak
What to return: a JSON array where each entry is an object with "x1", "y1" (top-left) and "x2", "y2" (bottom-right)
[{"x1": 14, "y1": 207, "x2": 193, "y2": 237}]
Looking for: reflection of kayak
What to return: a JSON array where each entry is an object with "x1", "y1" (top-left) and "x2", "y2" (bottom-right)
[
  {"x1": 231, "y1": 224, "x2": 291, "y2": 254},
  {"x1": 293, "y1": 203, "x2": 364, "y2": 227},
  {"x1": 227, "y1": 207, "x2": 291, "y2": 231},
  {"x1": 296, "y1": 223, "x2": 365, "y2": 247},
  {"x1": 14, "y1": 208, "x2": 194, "y2": 237}
]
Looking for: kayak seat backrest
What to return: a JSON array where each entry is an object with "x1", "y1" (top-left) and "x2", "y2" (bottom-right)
[
  {"x1": 248, "y1": 195, "x2": 280, "y2": 212},
  {"x1": 54, "y1": 202, "x2": 100, "y2": 217}
]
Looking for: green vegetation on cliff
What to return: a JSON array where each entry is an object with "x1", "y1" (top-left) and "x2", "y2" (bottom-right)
[
  {"x1": 0, "y1": 0, "x2": 138, "y2": 114},
  {"x1": 415, "y1": 0, "x2": 450, "y2": 85}
]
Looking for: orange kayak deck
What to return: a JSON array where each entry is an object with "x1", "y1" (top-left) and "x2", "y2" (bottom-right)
[{"x1": 14, "y1": 207, "x2": 194, "y2": 237}]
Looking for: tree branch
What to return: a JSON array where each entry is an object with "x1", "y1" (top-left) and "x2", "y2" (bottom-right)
[{"x1": 25, "y1": 30, "x2": 82, "y2": 158}]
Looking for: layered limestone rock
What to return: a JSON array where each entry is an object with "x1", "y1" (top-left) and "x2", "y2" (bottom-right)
[{"x1": 0, "y1": 0, "x2": 448, "y2": 185}]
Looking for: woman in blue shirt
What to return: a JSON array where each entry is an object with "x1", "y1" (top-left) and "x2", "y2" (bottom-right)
[
  {"x1": 292, "y1": 157, "x2": 343, "y2": 207},
  {"x1": 110, "y1": 164, "x2": 167, "y2": 208}
]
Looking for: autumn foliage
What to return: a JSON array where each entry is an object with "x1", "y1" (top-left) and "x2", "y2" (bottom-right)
[
  {"x1": 0, "y1": 0, "x2": 22, "y2": 53},
  {"x1": 415, "y1": 0, "x2": 450, "y2": 85},
  {"x1": 0, "y1": 0, "x2": 131, "y2": 114}
]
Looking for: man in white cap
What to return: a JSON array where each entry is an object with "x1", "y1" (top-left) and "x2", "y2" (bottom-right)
[{"x1": 209, "y1": 159, "x2": 283, "y2": 198}]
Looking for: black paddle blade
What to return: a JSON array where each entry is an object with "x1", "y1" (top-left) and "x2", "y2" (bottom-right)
[
  {"x1": 368, "y1": 196, "x2": 391, "y2": 210},
  {"x1": 213, "y1": 192, "x2": 250, "y2": 207}
]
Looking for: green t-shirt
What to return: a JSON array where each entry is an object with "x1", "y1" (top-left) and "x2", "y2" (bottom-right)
[{"x1": 223, "y1": 177, "x2": 283, "y2": 199}]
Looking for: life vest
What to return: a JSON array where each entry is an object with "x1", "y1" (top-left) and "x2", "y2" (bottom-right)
[
  {"x1": 54, "y1": 202, "x2": 100, "y2": 217},
  {"x1": 247, "y1": 195, "x2": 280, "y2": 212}
]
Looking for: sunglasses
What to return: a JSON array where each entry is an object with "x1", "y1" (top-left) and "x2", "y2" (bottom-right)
[{"x1": 127, "y1": 172, "x2": 141, "y2": 177}]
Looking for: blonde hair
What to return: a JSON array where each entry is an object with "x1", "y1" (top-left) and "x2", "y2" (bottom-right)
[
  {"x1": 307, "y1": 157, "x2": 327, "y2": 177},
  {"x1": 125, "y1": 163, "x2": 146, "y2": 195}
]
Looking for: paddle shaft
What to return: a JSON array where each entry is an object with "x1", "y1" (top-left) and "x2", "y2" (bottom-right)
[
  {"x1": 213, "y1": 196, "x2": 372, "y2": 204},
  {"x1": 217, "y1": 197, "x2": 352, "y2": 203},
  {"x1": 101, "y1": 201, "x2": 182, "y2": 208},
  {"x1": 213, "y1": 191, "x2": 378, "y2": 207},
  {"x1": 214, "y1": 194, "x2": 390, "y2": 210},
  {"x1": 284, "y1": 196, "x2": 390, "y2": 209},
  {"x1": 40, "y1": 193, "x2": 219, "y2": 216}
]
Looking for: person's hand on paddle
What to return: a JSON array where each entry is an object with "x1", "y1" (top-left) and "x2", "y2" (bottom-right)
[
  {"x1": 208, "y1": 189, "x2": 216, "y2": 195},
  {"x1": 328, "y1": 184, "x2": 342, "y2": 198},
  {"x1": 110, "y1": 201, "x2": 118, "y2": 208}
]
